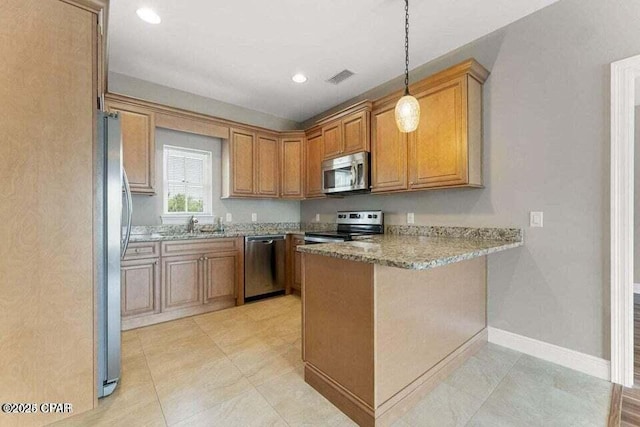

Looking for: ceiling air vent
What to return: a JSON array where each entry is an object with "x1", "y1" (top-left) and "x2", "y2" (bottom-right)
[{"x1": 326, "y1": 69, "x2": 355, "y2": 85}]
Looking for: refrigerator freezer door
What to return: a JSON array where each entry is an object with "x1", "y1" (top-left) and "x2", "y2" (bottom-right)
[{"x1": 97, "y1": 112, "x2": 122, "y2": 398}]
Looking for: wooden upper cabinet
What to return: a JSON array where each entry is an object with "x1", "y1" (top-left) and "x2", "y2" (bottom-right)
[
  {"x1": 226, "y1": 128, "x2": 255, "y2": 197},
  {"x1": 322, "y1": 122, "x2": 343, "y2": 159},
  {"x1": 371, "y1": 106, "x2": 408, "y2": 192},
  {"x1": 106, "y1": 101, "x2": 156, "y2": 194},
  {"x1": 305, "y1": 132, "x2": 324, "y2": 198},
  {"x1": 256, "y1": 133, "x2": 279, "y2": 196},
  {"x1": 409, "y1": 77, "x2": 467, "y2": 189},
  {"x1": 319, "y1": 104, "x2": 372, "y2": 160},
  {"x1": 280, "y1": 135, "x2": 305, "y2": 199},
  {"x1": 372, "y1": 60, "x2": 487, "y2": 193},
  {"x1": 342, "y1": 110, "x2": 370, "y2": 154}
]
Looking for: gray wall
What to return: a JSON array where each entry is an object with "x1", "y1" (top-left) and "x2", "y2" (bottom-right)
[
  {"x1": 303, "y1": 0, "x2": 640, "y2": 359},
  {"x1": 131, "y1": 128, "x2": 300, "y2": 226},
  {"x1": 109, "y1": 72, "x2": 300, "y2": 131}
]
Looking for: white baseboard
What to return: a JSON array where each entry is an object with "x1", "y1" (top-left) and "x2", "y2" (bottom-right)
[
  {"x1": 488, "y1": 327, "x2": 610, "y2": 381},
  {"x1": 634, "y1": 283, "x2": 640, "y2": 294}
]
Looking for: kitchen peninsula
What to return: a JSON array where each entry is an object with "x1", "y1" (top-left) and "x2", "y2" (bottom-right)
[{"x1": 298, "y1": 226, "x2": 523, "y2": 426}]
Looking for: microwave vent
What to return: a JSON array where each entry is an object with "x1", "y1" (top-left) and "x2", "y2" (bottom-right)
[{"x1": 326, "y1": 69, "x2": 355, "y2": 85}]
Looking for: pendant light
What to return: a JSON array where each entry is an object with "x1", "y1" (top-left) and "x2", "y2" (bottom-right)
[{"x1": 395, "y1": 0, "x2": 420, "y2": 133}]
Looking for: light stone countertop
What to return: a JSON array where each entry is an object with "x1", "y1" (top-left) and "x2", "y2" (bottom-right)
[
  {"x1": 128, "y1": 223, "x2": 326, "y2": 243},
  {"x1": 296, "y1": 233, "x2": 523, "y2": 270}
]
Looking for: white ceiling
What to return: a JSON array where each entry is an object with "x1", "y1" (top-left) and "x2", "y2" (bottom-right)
[{"x1": 109, "y1": 0, "x2": 560, "y2": 123}]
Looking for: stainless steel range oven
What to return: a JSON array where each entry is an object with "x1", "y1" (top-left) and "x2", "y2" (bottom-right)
[
  {"x1": 305, "y1": 210, "x2": 384, "y2": 244},
  {"x1": 321, "y1": 152, "x2": 369, "y2": 195}
]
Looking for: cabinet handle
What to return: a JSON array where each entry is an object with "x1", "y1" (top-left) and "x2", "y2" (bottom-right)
[{"x1": 204, "y1": 257, "x2": 209, "y2": 260}]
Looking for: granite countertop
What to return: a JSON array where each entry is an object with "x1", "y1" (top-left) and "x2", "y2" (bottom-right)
[
  {"x1": 128, "y1": 223, "x2": 322, "y2": 243},
  {"x1": 296, "y1": 229, "x2": 523, "y2": 270}
]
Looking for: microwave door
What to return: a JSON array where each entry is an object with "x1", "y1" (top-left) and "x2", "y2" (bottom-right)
[{"x1": 323, "y1": 162, "x2": 353, "y2": 193}]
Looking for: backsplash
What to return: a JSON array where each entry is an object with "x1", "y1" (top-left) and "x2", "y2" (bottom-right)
[{"x1": 386, "y1": 225, "x2": 523, "y2": 242}]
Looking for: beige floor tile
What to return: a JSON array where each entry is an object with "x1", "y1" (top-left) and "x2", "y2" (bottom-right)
[
  {"x1": 401, "y1": 382, "x2": 483, "y2": 427},
  {"x1": 57, "y1": 399, "x2": 167, "y2": 427},
  {"x1": 256, "y1": 370, "x2": 356, "y2": 426},
  {"x1": 56, "y1": 355, "x2": 164, "y2": 426},
  {"x1": 231, "y1": 344, "x2": 303, "y2": 386},
  {"x1": 155, "y1": 356, "x2": 254, "y2": 425},
  {"x1": 241, "y1": 296, "x2": 300, "y2": 322},
  {"x1": 172, "y1": 388, "x2": 287, "y2": 427},
  {"x1": 143, "y1": 334, "x2": 226, "y2": 382},
  {"x1": 122, "y1": 330, "x2": 144, "y2": 360},
  {"x1": 137, "y1": 318, "x2": 204, "y2": 350}
]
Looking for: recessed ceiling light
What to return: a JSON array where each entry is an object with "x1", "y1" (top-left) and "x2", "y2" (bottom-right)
[
  {"x1": 292, "y1": 73, "x2": 307, "y2": 83},
  {"x1": 136, "y1": 7, "x2": 161, "y2": 24}
]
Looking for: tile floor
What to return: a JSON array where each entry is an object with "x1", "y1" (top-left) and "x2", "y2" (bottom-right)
[{"x1": 57, "y1": 295, "x2": 612, "y2": 426}]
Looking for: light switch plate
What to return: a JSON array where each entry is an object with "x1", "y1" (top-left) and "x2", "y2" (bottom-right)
[
  {"x1": 226, "y1": 213, "x2": 232, "y2": 222},
  {"x1": 407, "y1": 212, "x2": 415, "y2": 224},
  {"x1": 251, "y1": 213, "x2": 257, "y2": 222},
  {"x1": 315, "y1": 213, "x2": 320, "y2": 222},
  {"x1": 530, "y1": 211, "x2": 543, "y2": 227}
]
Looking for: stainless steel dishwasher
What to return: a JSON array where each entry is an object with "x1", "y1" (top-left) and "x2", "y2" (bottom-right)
[{"x1": 244, "y1": 235, "x2": 286, "y2": 301}]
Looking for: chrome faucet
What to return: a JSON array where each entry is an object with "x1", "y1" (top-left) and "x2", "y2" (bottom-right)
[{"x1": 187, "y1": 215, "x2": 198, "y2": 233}]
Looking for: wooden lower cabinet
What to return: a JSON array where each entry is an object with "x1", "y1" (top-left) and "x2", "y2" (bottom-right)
[
  {"x1": 121, "y1": 237, "x2": 243, "y2": 330},
  {"x1": 121, "y1": 258, "x2": 160, "y2": 318},
  {"x1": 287, "y1": 234, "x2": 305, "y2": 293},
  {"x1": 162, "y1": 254, "x2": 203, "y2": 311},
  {"x1": 203, "y1": 252, "x2": 239, "y2": 303}
]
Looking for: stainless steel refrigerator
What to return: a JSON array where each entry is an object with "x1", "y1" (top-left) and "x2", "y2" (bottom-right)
[{"x1": 96, "y1": 111, "x2": 133, "y2": 397}]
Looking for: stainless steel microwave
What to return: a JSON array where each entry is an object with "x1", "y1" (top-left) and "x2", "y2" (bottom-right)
[{"x1": 321, "y1": 151, "x2": 369, "y2": 195}]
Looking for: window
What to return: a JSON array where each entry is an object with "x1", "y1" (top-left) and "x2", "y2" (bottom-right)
[{"x1": 163, "y1": 146, "x2": 212, "y2": 215}]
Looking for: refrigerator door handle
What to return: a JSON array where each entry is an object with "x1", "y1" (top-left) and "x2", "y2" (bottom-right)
[{"x1": 121, "y1": 168, "x2": 133, "y2": 259}]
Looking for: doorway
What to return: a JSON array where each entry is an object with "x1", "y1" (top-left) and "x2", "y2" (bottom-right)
[{"x1": 611, "y1": 55, "x2": 640, "y2": 387}]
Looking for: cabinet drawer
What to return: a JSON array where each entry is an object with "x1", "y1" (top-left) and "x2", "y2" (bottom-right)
[
  {"x1": 161, "y1": 238, "x2": 240, "y2": 257},
  {"x1": 124, "y1": 242, "x2": 160, "y2": 260}
]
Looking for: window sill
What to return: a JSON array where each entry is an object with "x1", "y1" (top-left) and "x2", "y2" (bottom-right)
[{"x1": 161, "y1": 214, "x2": 214, "y2": 225}]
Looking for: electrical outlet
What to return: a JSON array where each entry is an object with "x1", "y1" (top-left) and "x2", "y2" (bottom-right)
[
  {"x1": 315, "y1": 213, "x2": 320, "y2": 222},
  {"x1": 225, "y1": 213, "x2": 232, "y2": 222},
  {"x1": 407, "y1": 212, "x2": 415, "y2": 224},
  {"x1": 530, "y1": 211, "x2": 543, "y2": 228},
  {"x1": 251, "y1": 213, "x2": 257, "y2": 222}
]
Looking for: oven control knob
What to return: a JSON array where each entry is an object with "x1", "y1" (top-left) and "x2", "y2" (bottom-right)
[
  {"x1": 368, "y1": 214, "x2": 372, "y2": 218},
  {"x1": 373, "y1": 215, "x2": 377, "y2": 218}
]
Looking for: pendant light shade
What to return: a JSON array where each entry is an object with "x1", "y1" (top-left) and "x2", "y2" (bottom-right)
[
  {"x1": 395, "y1": 0, "x2": 420, "y2": 133},
  {"x1": 395, "y1": 94, "x2": 420, "y2": 133}
]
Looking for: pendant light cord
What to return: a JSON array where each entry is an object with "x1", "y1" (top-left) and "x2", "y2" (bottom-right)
[{"x1": 404, "y1": 0, "x2": 410, "y2": 96}]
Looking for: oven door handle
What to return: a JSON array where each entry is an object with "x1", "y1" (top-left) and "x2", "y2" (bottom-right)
[{"x1": 304, "y1": 236, "x2": 344, "y2": 244}]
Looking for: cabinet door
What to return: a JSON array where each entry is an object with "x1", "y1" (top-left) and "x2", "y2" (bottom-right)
[
  {"x1": 106, "y1": 102, "x2": 156, "y2": 194},
  {"x1": 230, "y1": 128, "x2": 255, "y2": 195},
  {"x1": 305, "y1": 133, "x2": 324, "y2": 198},
  {"x1": 162, "y1": 254, "x2": 202, "y2": 311},
  {"x1": 281, "y1": 137, "x2": 304, "y2": 198},
  {"x1": 342, "y1": 111, "x2": 370, "y2": 155},
  {"x1": 292, "y1": 236, "x2": 304, "y2": 291},
  {"x1": 371, "y1": 105, "x2": 408, "y2": 192},
  {"x1": 409, "y1": 78, "x2": 467, "y2": 188},
  {"x1": 121, "y1": 258, "x2": 160, "y2": 318},
  {"x1": 203, "y1": 253, "x2": 237, "y2": 303},
  {"x1": 256, "y1": 133, "x2": 279, "y2": 196},
  {"x1": 322, "y1": 122, "x2": 343, "y2": 159}
]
